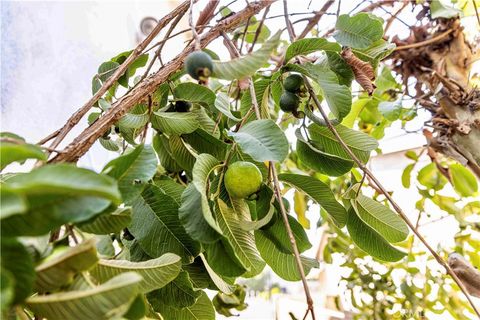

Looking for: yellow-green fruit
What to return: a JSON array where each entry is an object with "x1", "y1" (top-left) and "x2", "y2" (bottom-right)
[{"x1": 224, "y1": 161, "x2": 262, "y2": 199}]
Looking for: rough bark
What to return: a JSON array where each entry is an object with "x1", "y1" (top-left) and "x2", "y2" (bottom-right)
[{"x1": 51, "y1": 0, "x2": 274, "y2": 163}]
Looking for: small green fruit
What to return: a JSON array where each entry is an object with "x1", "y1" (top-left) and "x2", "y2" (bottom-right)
[
  {"x1": 185, "y1": 51, "x2": 213, "y2": 80},
  {"x1": 279, "y1": 91, "x2": 300, "y2": 112},
  {"x1": 283, "y1": 73, "x2": 304, "y2": 93},
  {"x1": 224, "y1": 161, "x2": 262, "y2": 199}
]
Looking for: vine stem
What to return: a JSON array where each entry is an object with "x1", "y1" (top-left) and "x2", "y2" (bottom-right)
[
  {"x1": 40, "y1": 0, "x2": 192, "y2": 154},
  {"x1": 303, "y1": 77, "x2": 480, "y2": 318}
]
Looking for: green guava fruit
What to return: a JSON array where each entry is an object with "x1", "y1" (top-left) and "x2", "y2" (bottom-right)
[
  {"x1": 283, "y1": 73, "x2": 304, "y2": 93},
  {"x1": 185, "y1": 51, "x2": 213, "y2": 80},
  {"x1": 224, "y1": 161, "x2": 262, "y2": 199},
  {"x1": 279, "y1": 91, "x2": 300, "y2": 112}
]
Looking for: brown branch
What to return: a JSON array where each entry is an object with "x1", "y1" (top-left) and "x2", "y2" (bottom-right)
[
  {"x1": 248, "y1": 5, "x2": 271, "y2": 53},
  {"x1": 395, "y1": 29, "x2": 454, "y2": 51},
  {"x1": 298, "y1": 0, "x2": 335, "y2": 39},
  {"x1": 42, "y1": 0, "x2": 192, "y2": 153},
  {"x1": 51, "y1": 1, "x2": 274, "y2": 163},
  {"x1": 303, "y1": 76, "x2": 480, "y2": 318}
]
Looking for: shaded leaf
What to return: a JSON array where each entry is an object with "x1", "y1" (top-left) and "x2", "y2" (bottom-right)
[
  {"x1": 151, "y1": 112, "x2": 199, "y2": 135},
  {"x1": 285, "y1": 38, "x2": 341, "y2": 62},
  {"x1": 152, "y1": 291, "x2": 215, "y2": 320}
]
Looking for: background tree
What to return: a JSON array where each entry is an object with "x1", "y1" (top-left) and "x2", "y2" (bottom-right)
[{"x1": 1, "y1": 0, "x2": 479, "y2": 319}]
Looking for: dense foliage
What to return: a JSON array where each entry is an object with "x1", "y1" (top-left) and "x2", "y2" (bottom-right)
[{"x1": 1, "y1": 1, "x2": 479, "y2": 319}]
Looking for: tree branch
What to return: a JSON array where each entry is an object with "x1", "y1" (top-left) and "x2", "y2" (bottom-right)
[
  {"x1": 42, "y1": 0, "x2": 192, "y2": 153},
  {"x1": 298, "y1": 0, "x2": 334, "y2": 39},
  {"x1": 51, "y1": 0, "x2": 274, "y2": 163}
]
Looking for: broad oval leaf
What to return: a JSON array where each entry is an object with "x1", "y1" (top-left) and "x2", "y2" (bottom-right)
[
  {"x1": 1, "y1": 238, "x2": 35, "y2": 305},
  {"x1": 90, "y1": 253, "x2": 181, "y2": 293},
  {"x1": 199, "y1": 254, "x2": 234, "y2": 294},
  {"x1": 174, "y1": 83, "x2": 216, "y2": 109},
  {"x1": 27, "y1": 272, "x2": 142, "y2": 320},
  {"x1": 103, "y1": 144, "x2": 157, "y2": 204},
  {"x1": 179, "y1": 184, "x2": 221, "y2": 243},
  {"x1": 215, "y1": 199, "x2": 265, "y2": 277},
  {"x1": 352, "y1": 195, "x2": 409, "y2": 243},
  {"x1": 212, "y1": 31, "x2": 280, "y2": 80},
  {"x1": 35, "y1": 239, "x2": 99, "y2": 292},
  {"x1": 255, "y1": 231, "x2": 318, "y2": 281},
  {"x1": 130, "y1": 184, "x2": 201, "y2": 263},
  {"x1": 0, "y1": 186, "x2": 27, "y2": 219},
  {"x1": 151, "y1": 112, "x2": 199, "y2": 135},
  {"x1": 308, "y1": 123, "x2": 378, "y2": 163},
  {"x1": 296, "y1": 129, "x2": 354, "y2": 176},
  {"x1": 449, "y1": 163, "x2": 478, "y2": 197},
  {"x1": 192, "y1": 153, "x2": 223, "y2": 235},
  {"x1": 152, "y1": 291, "x2": 215, "y2": 320},
  {"x1": 346, "y1": 207, "x2": 406, "y2": 262},
  {"x1": 117, "y1": 112, "x2": 149, "y2": 129},
  {"x1": 0, "y1": 133, "x2": 47, "y2": 170},
  {"x1": 286, "y1": 63, "x2": 352, "y2": 121},
  {"x1": 214, "y1": 93, "x2": 241, "y2": 121},
  {"x1": 279, "y1": 173, "x2": 347, "y2": 228},
  {"x1": 77, "y1": 207, "x2": 132, "y2": 235},
  {"x1": 230, "y1": 119, "x2": 288, "y2": 163},
  {"x1": 7, "y1": 164, "x2": 121, "y2": 203},
  {"x1": 333, "y1": 13, "x2": 384, "y2": 49},
  {"x1": 148, "y1": 271, "x2": 200, "y2": 308},
  {"x1": 285, "y1": 38, "x2": 341, "y2": 63}
]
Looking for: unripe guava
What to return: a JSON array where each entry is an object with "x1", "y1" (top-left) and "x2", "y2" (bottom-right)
[
  {"x1": 279, "y1": 91, "x2": 300, "y2": 112},
  {"x1": 283, "y1": 73, "x2": 304, "y2": 93},
  {"x1": 224, "y1": 161, "x2": 262, "y2": 199},
  {"x1": 185, "y1": 51, "x2": 213, "y2": 80}
]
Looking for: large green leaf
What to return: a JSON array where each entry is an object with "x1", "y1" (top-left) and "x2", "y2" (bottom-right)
[
  {"x1": 151, "y1": 112, "x2": 199, "y2": 135},
  {"x1": 77, "y1": 207, "x2": 132, "y2": 235},
  {"x1": 1, "y1": 195, "x2": 110, "y2": 237},
  {"x1": 449, "y1": 163, "x2": 478, "y2": 197},
  {"x1": 286, "y1": 63, "x2": 352, "y2": 121},
  {"x1": 333, "y1": 13, "x2": 384, "y2": 49},
  {"x1": 169, "y1": 135, "x2": 196, "y2": 172},
  {"x1": 214, "y1": 93, "x2": 241, "y2": 121},
  {"x1": 174, "y1": 83, "x2": 216, "y2": 109},
  {"x1": 0, "y1": 186, "x2": 27, "y2": 219},
  {"x1": 130, "y1": 184, "x2": 200, "y2": 263},
  {"x1": 230, "y1": 119, "x2": 288, "y2": 163},
  {"x1": 7, "y1": 164, "x2": 121, "y2": 203},
  {"x1": 0, "y1": 133, "x2": 47, "y2": 169},
  {"x1": 1, "y1": 238, "x2": 35, "y2": 304},
  {"x1": 153, "y1": 291, "x2": 215, "y2": 320},
  {"x1": 148, "y1": 271, "x2": 200, "y2": 308},
  {"x1": 179, "y1": 184, "x2": 221, "y2": 243},
  {"x1": 296, "y1": 129, "x2": 354, "y2": 176},
  {"x1": 27, "y1": 273, "x2": 142, "y2": 320},
  {"x1": 182, "y1": 129, "x2": 228, "y2": 160},
  {"x1": 260, "y1": 213, "x2": 312, "y2": 254},
  {"x1": 90, "y1": 253, "x2": 181, "y2": 293},
  {"x1": 192, "y1": 154, "x2": 223, "y2": 234},
  {"x1": 352, "y1": 39, "x2": 396, "y2": 66},
  {"x1": 215, "y1": 199, "x2": 265, "y2": 277},
  {"x1": 199, "y1": 255, "x2": 234, "y2": 294},
  {"x1": 152, "y1": 134, "x2": 182, "y2": 173},
  {"x1": 35, "y1": 239, "x2": 99, "y2": 292},
  {"x1": 203, "y1": 239, "x2": 248, "y2": 278},
  {"x1": 308, "y1": 123, "x2": 378, "y2": 163},
  {"x1": 103, "y1": 144, "x2": 157, "y2": 204},
  {"x1": 346, "y1": 207, "x2": 406, "y2": 262},
  {"x1": 284, "y1": 38, "x2": 341, "y2": 62},
  {"x1": 117, "y1": 112, "x2": 149, "y2": 129},
  {"x1": 1, "y1": 268, "x2": 14, "y2": 313},
  {"x1": 352, "y1": 195, "x2": 409, "y2": 243},
  {"x1": 279, "y1": 173, "x2": 347, "y2": 227},
  {"x1": 212, "y1": 32, "x2": 280, "y2": 80},
  {"x1": 255, "y1": 231, "x2": 318, "y2": 281}
]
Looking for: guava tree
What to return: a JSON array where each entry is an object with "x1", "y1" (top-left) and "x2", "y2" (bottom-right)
[{"x1": 1, "y1": 0, "x2": 479, "y2": 319}]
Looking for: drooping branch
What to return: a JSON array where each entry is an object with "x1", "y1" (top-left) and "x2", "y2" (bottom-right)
[
  {"x1": 51, "y1": 0, "x2": 274, "y2": 163},
  {"x1": 41, "y1": 0, "x2": 192, "y2": 152}
]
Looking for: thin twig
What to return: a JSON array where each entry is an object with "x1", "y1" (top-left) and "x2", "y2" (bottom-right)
[
  {"x1": 41, "y1": 0, "x2": 192, "y2": 156},
  {"x1": 189, "y1": 0, "x2": 201, "y2": 50},
  {"x1": 52, "y1": 1, "x2": 274, "y2": 163},
  {"x1": 282, "y1": 0, "x2": 296, "y2": 41},
  {"x1": 303, "y1": 76, "x2": 480, "y2": 318},
  {"x1": 248, "y1": 5, "x2": 271, "y2": 53},
  {"x1": 395, "y1": 29, "x2": 454, "y2": 51},
  {"x1": 474, "y1": 0, "x2": 480, "y2": 28}
]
